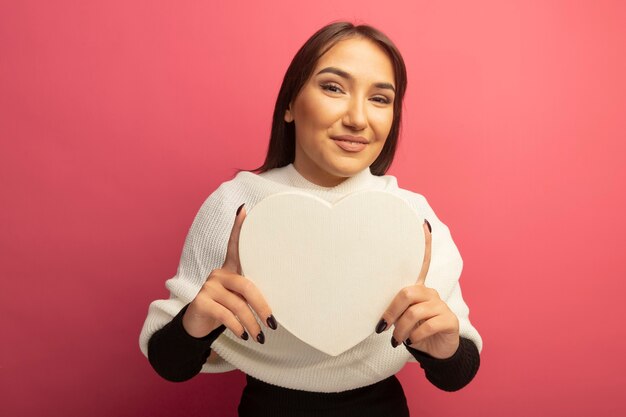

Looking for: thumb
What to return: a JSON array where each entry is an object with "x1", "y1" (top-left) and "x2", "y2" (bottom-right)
[
  {"x1": 416, "y1": 219, "x2": 432, "y2": 285},
  {"x1": 222, "y1": 203, "x2": 247, "y2": 273}
]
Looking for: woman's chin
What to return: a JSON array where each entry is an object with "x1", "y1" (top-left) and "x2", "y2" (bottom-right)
[{"x1": 325, "y1": 157, "x2": 370, "y2": 176}]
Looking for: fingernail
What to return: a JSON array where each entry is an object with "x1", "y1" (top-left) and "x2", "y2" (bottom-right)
[
  {"x1": 404, "y1": 338, "x2": 412, "y2": 346},
  {"x1": 391, "y1": 337, "x2": 399, "y2": 348},
  {"x1": 266, "y1": 315, "x2": 278, "y2": 330},
  {"x1": 424, "y1": 219, "x2": 432, "y2": 234},
  {"x1": 375, "y1": 319, "x2": 387, "y2": 334},
  {"x1": 236, "y1": 203, "x2": 245, "y2": 216},
  {"x1": 257, "y1": 331, "x2": 265, "y2": 344},
  {"x1": 241, "y1": 331, "x2": 249, "y2": 341}
]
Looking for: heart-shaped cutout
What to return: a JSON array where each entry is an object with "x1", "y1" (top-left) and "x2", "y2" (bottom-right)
[{"x1": 239, "y1": 190, "x2": 424, "y2": 356}]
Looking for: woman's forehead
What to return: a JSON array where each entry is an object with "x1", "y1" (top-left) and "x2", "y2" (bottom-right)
[{"x1": 313, "y1": 38, "x2": 395, "y2": 84}]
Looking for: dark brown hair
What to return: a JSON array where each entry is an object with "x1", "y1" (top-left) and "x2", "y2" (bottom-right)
[{"x1": 239, "y1": 21, "x2": 407, "y2": 176}]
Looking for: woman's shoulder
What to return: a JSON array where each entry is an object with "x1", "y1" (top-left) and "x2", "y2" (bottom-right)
[
  {"x1": 377, "y1": 173, "x2": 430, "y2": 207},
  {"x1": 206, "y1": 169, "x2": 270, "y2": 196},
  {"x1": 193, "y1": 168, "x2": 290, "y2": 215}
]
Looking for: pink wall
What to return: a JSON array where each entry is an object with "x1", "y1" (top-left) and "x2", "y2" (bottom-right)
[{"x1": 2, "y1": 1, "x2": 625, "y2": 415}]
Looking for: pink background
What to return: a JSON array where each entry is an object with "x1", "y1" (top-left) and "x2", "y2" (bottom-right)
[{"x1": 2, "y1": 1, "x2": 625, "y2": 416}]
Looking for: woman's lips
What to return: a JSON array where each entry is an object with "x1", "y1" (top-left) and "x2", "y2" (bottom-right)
[{"x1": 332, "y1": 136, "x2": 369, "y2": 153}]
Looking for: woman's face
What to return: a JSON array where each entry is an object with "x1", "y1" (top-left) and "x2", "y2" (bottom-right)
[{"x1": 285, "y1": 37, "x2": 396, "y2": 187}]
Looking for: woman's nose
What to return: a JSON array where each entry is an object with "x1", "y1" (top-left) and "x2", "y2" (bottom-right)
[{"x1": 342, "y1": 98, "x2": 367, "y2": 130}]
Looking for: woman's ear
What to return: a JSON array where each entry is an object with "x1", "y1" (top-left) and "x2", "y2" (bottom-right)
[{"x1": 284, "y1": 104, "x2": 294, "y2": 123}]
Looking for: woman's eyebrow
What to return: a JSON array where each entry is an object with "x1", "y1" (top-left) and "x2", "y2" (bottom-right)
[{"x1": 316, "y1": 66, "x2": 396, "y2": 93}]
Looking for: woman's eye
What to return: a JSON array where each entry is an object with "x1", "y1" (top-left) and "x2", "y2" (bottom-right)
[
  {"x1": 321, "y1": 83, "x2": 344, "y2": 94},
  {"x1": 371, "y1": 96, "x2": 392, "y2": 104}
]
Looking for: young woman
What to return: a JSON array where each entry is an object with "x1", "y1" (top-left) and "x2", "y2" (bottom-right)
[{"x1": 140, "y1": 21, "x2": 482, "y2": 417}]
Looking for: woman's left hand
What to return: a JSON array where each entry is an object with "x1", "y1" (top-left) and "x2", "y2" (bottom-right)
[{"x1": 376, "y1": 220, "x2": 460, "y2": 359}]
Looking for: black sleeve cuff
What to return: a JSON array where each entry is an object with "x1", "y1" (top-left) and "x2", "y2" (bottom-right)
[
  {"x1": 147, "y1": 303, "x2": 226, "y2": 382},
  {"x1": 405, "y1": 337, "x2": 480, "y2": 392}
]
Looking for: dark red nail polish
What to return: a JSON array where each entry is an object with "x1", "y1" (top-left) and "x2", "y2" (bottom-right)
[
  {"x1": 376, "y1": 319, "x2": 387, "y2": 334},
  {"x1": 404, "y1": 338, "x2": 412, "y2": 346},
  {"x1": 241, "y1": 331, "x2": 249, "y2": 341},
  {"x1": 424, "y1": 219, "x2": 432, "y2": 234},
  {"x1": 236, "y1": 203, "x2": 245, "y2": 216},
  {"x1": 391, "y1": 337, "x2": 399, "y2": 348},
  {"x1": 257, "y1": 331, "x2": 265, "y2": 344},
  {"x1": 266, "y1": 315, "x2": 278, "y2": 330}
]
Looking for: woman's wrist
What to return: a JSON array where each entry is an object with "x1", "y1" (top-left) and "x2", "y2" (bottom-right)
[
  {"x1": 147, "y1": 303, "x2": 226, "y2": 382},
  {"x1": 182, "y1": 301, "x2": 223, "y2": 339},
  {"x1": 405, "y1": 337, "x2": 480, "y2": 392}
]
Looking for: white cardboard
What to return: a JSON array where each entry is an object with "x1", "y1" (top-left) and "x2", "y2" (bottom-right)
[{"x1": 239, "y1": 190, "x2": 424, "y2": 356}]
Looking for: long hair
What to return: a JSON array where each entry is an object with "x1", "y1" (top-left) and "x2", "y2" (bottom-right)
[{"x1": 238, "y1": 21, "x2": 407, "y2": 176}]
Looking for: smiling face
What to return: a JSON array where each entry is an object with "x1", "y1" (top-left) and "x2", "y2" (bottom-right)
[{"x1": 284, "y1": 37, "x2": 396, "y2": 187}]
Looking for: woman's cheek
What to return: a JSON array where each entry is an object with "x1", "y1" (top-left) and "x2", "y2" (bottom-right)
[{"x1": 371, "y1": 112, "x2": 393, "y2": 139}]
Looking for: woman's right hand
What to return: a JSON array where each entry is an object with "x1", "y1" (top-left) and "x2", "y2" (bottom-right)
[{"x1": 182, "y1": 204, "x2": 276, "y2": 343}]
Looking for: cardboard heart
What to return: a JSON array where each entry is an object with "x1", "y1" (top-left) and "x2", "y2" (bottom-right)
[{"x1": 239, "y1": 190, "x2": 424, "y2": 356}]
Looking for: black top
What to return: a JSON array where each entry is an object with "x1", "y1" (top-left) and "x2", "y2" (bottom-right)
[{"x1": 147, "y1": 304, "x2": 480, "y2": 416}]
